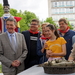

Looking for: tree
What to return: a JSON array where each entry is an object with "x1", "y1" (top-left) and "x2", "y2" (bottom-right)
[
  {"x1": 44, "y1": 17, "x2": 56, "y2": 25},
  {"x1": 20, "y1": 10, "x2": 38, "y2": 32},
  {"x1": 68, "y1": 21, "x2": 73, "y2": 30},
  {"x1": 10, "y1": 9, "x2": 18, "y2": 16},
  {"x1": 0, "y1": 3, "x2": 39, "y2": 32},
  {"x1": 0, "y1": 4, "x2": 4, "y2": 17}
]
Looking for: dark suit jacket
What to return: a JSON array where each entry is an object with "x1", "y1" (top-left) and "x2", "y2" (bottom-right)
[{"x1": 22, "y1": 30, "x2": 41, "y2": 69}]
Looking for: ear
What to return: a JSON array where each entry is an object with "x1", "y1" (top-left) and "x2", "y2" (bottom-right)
[
  {"x1": 14, "y1": 25, "x2": 17, "y2": 29},
  {"x1": 53, "y1": 30, "x2": 55, "y2": 33},
  {"x1": 38, "y1": 25, "x2": 40, "y2": 28}
]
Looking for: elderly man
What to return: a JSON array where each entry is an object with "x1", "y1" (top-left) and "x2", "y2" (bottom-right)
[{"x1": 0, "y1": 17, "x2": 28, "y2": 75}]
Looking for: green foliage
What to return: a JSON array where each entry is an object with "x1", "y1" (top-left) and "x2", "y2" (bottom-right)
[
  {"x1": 44, "y1": 17, "x2": 56, "y2": 25},
  {"x1": 68, "y1": 21, "x2": 73, "y2": 30},
  {"x1": 10, "y1": 9, "x2": 18, "y2": 16},
  {"x1": 20, "y1": 10, "x2": 38, "y2": 32},
  {"x1": 10, "y1": 10, "x2": 38, "y2": 32},
  {"x1": 0, "y1": 4, "x2": 4, "y2": 17},
  {"x1": 0, "y1": 65, "x2": 2, "y2": 73}
]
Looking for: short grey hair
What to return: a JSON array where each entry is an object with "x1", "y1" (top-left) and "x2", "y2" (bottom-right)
[{"x1": 6, "y1": 17, "x2": 17, "y2": 26}]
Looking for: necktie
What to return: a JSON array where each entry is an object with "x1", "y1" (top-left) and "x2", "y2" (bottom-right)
[{"x1": 10, "y1": 34, "x2": 16, "y2": 52}]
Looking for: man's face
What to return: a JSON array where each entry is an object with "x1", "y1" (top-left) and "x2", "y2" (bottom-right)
[
  {"x1": 30, "y1": 22, "x2": 39, "y2": 32},
  {"x1": 6, "y1": 21, "x2": 16, "y2": 33},
  {"x1": 59, "y1": 21, "x2": 68, "y2": 31}
]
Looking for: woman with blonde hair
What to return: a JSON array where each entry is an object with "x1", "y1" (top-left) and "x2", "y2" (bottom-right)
[{"x1": 37, "y1": 22, "x2": 50, "y2": 64}]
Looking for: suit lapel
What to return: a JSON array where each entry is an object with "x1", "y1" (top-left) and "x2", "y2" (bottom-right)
[
  {"x1": 5, "y1": 32, "x2": 16, "y2": 53},
  {"x1": 15, "y1": 32, "x2": 19, "y2": 53}
]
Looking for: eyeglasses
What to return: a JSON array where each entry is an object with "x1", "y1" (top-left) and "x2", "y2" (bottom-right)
[{"x1": 31, "y1": 24, "x2": 38, "y2": 25}]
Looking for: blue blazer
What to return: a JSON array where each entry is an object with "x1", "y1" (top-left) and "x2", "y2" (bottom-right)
[
  {"x1": 37, "y1": 39, "x2": 48, "y2": 64},
  {"x1": 59, "y1": 30, "x2": 75, "y2": 60}
]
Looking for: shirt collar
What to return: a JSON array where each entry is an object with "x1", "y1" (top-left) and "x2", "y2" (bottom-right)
[{"x1": 6, "y1": 31, "x2": 16, "y2": 37}]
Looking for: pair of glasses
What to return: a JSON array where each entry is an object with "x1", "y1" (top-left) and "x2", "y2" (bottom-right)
[{"x1": 31, "y1": 24, "x2": 38, "y2": 25}]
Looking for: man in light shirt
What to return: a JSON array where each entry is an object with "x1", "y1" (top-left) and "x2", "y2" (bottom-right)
[{"x1": 0, "y1": 17, "x2": 28, "y2": 75}]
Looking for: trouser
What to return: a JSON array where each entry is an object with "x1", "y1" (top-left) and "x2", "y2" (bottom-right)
[
  {"x1": 3, "y1": 71, "x2": 16, "y2": 75},
  {"x1": 3, "y1": 69, "x2": 23, "y2": 75}
]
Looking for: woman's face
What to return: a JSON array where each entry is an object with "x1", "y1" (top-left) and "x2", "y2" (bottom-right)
[
  {"x1": 42, "y1": 25, "x2": 46, "y2": 33},
  {"x1": 45, "y1": 27, "x2": 54, "y2": 37}
]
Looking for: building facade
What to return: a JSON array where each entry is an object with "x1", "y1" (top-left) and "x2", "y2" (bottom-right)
[{"x1": 48, "y1": 0, "x2": 75, "y2": 26}]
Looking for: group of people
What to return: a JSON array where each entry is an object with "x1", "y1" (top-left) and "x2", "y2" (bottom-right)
[{"x1": 0, "y1": 17, "x2": 75, "y2": 75}]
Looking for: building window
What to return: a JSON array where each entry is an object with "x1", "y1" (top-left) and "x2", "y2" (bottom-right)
[
  {"x1": 73, "y1": 8, "x2": 75, "y2": 13},
  {"x1": 64, "y1": 1, "x2": 66, "y2": 7},
  {"x1": 55, "y1": 2, "x2": 57, "y2": 7},
  {"x1": 70, "y1": 7, "x2": 73, "y2": 13},
  {"x1": 66, "y1": 1, "x2": 70, "y2": 6},
  {"x1": 52, "y1": 2, "x2": 55, "y2": 7}
]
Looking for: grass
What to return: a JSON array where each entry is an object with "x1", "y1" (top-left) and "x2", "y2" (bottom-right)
[{"x1": 0, "y1": 65, "x2": 2, "y2": 73}]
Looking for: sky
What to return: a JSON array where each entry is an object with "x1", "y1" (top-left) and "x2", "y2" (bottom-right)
[{"x1": 0, "y1": 0, "x2": 48, "y2": 21}]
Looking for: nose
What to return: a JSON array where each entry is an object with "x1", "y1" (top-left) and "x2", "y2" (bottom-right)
[{"x1": 59, "y1": 24, "x2": 63, "y2": 27}]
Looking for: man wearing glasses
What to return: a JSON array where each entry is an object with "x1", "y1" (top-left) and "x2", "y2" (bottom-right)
[{"x1": 22, "y1": 19, "x2": 41, "y2": 69}]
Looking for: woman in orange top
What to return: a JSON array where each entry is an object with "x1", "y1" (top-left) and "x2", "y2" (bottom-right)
[{"x1": 44, "y1": 24, "x2": 67, "y2": 61}]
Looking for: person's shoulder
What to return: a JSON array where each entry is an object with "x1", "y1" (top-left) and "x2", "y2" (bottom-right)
[
  {"x1": 58, "y1": 37, "x2": 65, "y2": 40},
  {"x1": 16, "y1": 33, "x2": 25, "y2": 39},
  {"x1": 72, "y1": 35, "x2": 75, "y2": 39},
  {"x1": 0, "y1": 32, "x2": 6, "y2": 36},
  {"x1": 38, "y1": 31, "x2": 41, "y2": 36},
  {"x1": 22, "y1": 30, "x2": 29, "y2": 33},
  {"x1": 57, "y1": 37, "x2": 66, "y2": 43},
  {"x1": 69, "y1": 30, "x2": 75, "y2": 33},
  {"x1": 0, "y1": 32, "x2": 6, "y2": 39},
  {"x1": 16, "y1": 32, "x2": 23, "y2": 36},
  {"x1": 22, "y1": 30, "x2": 29, "y2": 34}
]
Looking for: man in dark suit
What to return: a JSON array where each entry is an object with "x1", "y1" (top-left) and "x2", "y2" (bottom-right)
[
  {"x1": 22, "y1": 19, "x2": 41, "y2": 69},
  {"x1": 0, "y1": 17, "x2": 28, "y2": 75}
]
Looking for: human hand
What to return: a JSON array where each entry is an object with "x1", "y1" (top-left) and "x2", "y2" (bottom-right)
[
  {"x1": 11, "y1": 61, "x2": 17, "y2": 67},
  {"x1": 11, "y1": 60, "x2": 21, "y2": 67},
  {"x1": 14, "y1": 60, "x2": 21, "y2": 67},
  {"x1": 46, "y1": 50, "x2": 53, "y2": 56},
  {"x1": 46, "y1": 54, "x2": 50, "y2": 58},
  {"x1": 41, "y1": 43, "x2": 48, "y2": 53},
  {"x1": 43, "y1": 43, "x2": 48, "y2": 49}
]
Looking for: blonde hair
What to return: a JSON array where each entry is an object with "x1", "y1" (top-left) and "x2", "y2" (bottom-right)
[
  {"x1": 41, "y1": 22, "x2": 50, "y2": 36},
  {"x1": 41, "y1": 22, "x2": 50, "y2": 27}
]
